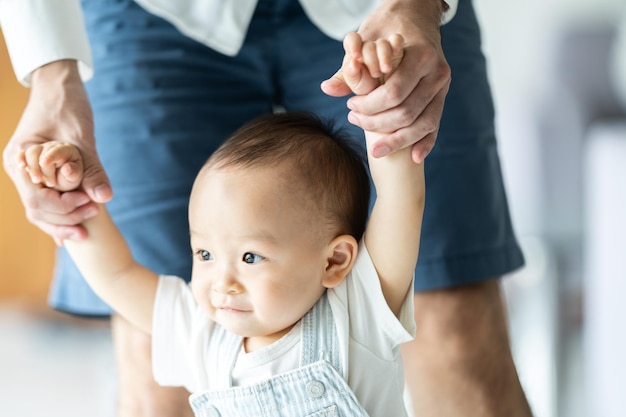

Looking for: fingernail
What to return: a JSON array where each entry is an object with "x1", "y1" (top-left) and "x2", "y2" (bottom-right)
[
  {"x1": 94, "y1": 184, "x2": 111, "y2": 201},
  {"x1": 373, "y1": 145, "x2": 390, "y2": 158},
  {"x1": 347, "y1": 112, "x2": 359, "y2": 125}
]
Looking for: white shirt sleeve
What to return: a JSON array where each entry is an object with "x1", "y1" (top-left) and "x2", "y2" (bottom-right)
[
  {"x1": 0, "y1": 0, "x2": 93, "y2": 86},
  {"x1": 441, "y1": 0, "x2": 458, "y2": 25},
  {"x1": 330, "y1": 241, "x2": 415, "y2": 360},
  {"x1": 152, "y1": 275, "x2": 199, "y2": 389}
]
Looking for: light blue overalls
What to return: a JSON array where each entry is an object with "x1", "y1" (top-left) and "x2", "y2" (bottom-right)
[{"x1": 188, "y1": 294, "x2": 369, "y2": 417}]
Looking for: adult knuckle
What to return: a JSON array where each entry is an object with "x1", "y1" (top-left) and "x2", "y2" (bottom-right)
[
  {"x1": 383, "y1": 84, "x2": 403, "y2": 106},
  {"x1": 388, "y1": 132, "x2": 408, "y2": 150},
  {"x1": 396, "y1": 107, "x2": 415, "y2": 127},
  {"x1": 422, "y1": 115, "x2": 440, "y2": 134},
  {"x1": 23, "y1": 193, "x2": 41, "y2": 211},
  {"x1": 437, "y1": 61, "x2": 452, "y2": 85},
  {"x1": 83, "y1": 163, "x2": 105, "y2": 179}
]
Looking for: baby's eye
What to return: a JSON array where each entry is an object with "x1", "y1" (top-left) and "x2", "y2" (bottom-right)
[
  {"x1": 196, "y1": 250, "x2": 213, "y2": 262},
  {"x1": 242, "y1": 252, "x2": 264, "y2": 264}
]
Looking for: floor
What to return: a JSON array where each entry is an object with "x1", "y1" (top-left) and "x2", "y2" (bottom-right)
[
  {"x1": 0, "y1": 302, "x2": 116, "y2": 417},
  {"x1": 0, "y1": 294, "x2": 584, "y2": 417}
]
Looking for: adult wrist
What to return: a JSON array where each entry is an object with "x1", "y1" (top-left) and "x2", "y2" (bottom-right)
[
  {"x1": 31, "y1": 60, "x2": 82, "y2": 90},
  {"x1": 392, "y1": 0, "x2": 448, "y2": 28}
]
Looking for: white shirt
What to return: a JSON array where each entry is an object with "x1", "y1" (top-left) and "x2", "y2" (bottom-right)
[
  {"x1": 0, "y1": 0, "x2": 458, "y2": 86},
  {"x1": 152, "y1": 242, "x2": 416, "y2": 417}
]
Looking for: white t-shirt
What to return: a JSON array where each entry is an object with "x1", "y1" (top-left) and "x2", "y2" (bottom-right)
[
  {"x1": 152, "y1": 241, "x2": 416, "y2": 417},
  {"x1": 0, "y1": 0, "x2": 458, "y2": 86}
]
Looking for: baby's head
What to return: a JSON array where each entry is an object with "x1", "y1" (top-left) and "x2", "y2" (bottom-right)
[
  {"x1": 201, "y1": 112, "x2": 371, "y2": 240},
  {"x1": 188, "y1": 112, "x2": 370, "y2": 347}
]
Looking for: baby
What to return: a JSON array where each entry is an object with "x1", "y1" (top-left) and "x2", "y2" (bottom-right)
[{"x1": 20, "y1": 33, "x2": 424, "y2": 417}]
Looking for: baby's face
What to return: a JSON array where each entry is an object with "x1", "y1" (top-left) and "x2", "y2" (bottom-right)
[{"x1": 188, "y1": 165, "x2": 330, "y2": 350}]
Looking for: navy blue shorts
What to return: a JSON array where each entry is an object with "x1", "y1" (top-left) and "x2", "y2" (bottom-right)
[{"x1": 50, "y1": 0, "x2": 524, "y2": 315}]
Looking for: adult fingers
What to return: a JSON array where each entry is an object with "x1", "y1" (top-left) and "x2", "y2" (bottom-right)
[
  {"x1": 22, "y1": 145, "x2": 45, "y2": 185},
  {"x1": 347, "y1": 44, "x2": 450, "y2": 117},
  {"x1": 365, "y1": 87, "x2": 448, "y2": 160},
  {"x1": 80, "y1": 147, "x2": 113, "y2": 203}
]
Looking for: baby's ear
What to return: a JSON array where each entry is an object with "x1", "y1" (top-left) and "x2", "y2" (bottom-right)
[{"x1": 321, "y1": 235, "x2": 359, "y2": 288}]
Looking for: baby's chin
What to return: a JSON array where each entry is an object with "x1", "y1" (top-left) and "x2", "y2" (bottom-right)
[{"x1": 210, "y1": 308, "x2": 256, "y2": 335}]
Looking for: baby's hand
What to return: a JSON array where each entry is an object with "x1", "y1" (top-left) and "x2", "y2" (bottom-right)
[
  {"x1": 342, "y1": 32, "x2": 404, "y2": 96},
  {"x1": 19, "y1": 142, "x2": 84, "y2": 192}
]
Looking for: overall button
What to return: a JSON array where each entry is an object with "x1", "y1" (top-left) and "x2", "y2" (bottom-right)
[
  {"x1": 306, "y1": 380, "x2": 325, "y2": 398},
  {"x1": 204, "y1": 406, "x2": 221, "y2": 417}
]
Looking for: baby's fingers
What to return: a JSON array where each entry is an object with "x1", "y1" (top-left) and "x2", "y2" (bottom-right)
[
  {"x1": 60, "y1": 161, "x2": 83, "y2": 184},
  {"x1": 41, "y1": 143, "x2": 84, "y2": 191},
  {"x1": 21, "y1": 145, "x2": 45, "y2": 185},
  {"x1": 361, "y1": 40, "x2": 383, "y2": 78},
  {"x1": 343, "y1": 32, "x2": 363, "y2": 61},
  {"x1": 39, "y1": 142, "x2": 75, "y2": 187},
  {"x1": 376, "y1": 35, "x2": 404, "y2": 81},
  {"x1": 387, "y1": 34, "x2": 405, "y2": 72},
  {"x1": 388, "y1": 34, "x2": 404, "y2": 57}
]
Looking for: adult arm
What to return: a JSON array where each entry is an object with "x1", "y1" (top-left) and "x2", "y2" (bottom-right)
[
  {"x1": 321, "y1": 0, "x2": 452, "y2": 163},
  {"x1": 1, "y1": 0, "x2": 112, "y2": 242}
]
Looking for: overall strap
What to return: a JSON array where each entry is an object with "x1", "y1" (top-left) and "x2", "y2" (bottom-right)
[{"x1": 300, "y1": 292, "x2": 342, "y2": 374}]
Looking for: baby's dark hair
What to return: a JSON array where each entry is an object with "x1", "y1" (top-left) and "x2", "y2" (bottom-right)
[{"x1": 205, "y1": 112, "x2": 371, "y2": 240}]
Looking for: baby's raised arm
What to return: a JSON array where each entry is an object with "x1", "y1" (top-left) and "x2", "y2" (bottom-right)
[
  {"x1": 342, "y1": 33, "x2": 426, "y2": 316},
  {"x1": 20, "y1": 141, "x2": 158, "y2": 333}
]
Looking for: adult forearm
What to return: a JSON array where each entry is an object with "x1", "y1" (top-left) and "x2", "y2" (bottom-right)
[{"x1": 24, "y1": 59, "x2": 95, "y2": 152}]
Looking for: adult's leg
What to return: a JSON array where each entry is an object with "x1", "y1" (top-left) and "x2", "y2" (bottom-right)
[
  {"x1": 400, "y1": 0, "x2": 531, "y2": 415},
  {"x1": 111, "y1": 316, "x2": 193, "y2": 417},
  {"x1": 402, "y1": 280, "x2": 532, "y2": 416},
  {"x1": 49, "y1": 1, "x2": 276, "y2": 415}
]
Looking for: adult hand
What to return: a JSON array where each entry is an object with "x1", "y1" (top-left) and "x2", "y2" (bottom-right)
[
  {"x1": 321, "y1": 0, "x2": 451, "y2": 163},
  {"x1": 2, "y1": 60, "x2": 112, "y2": 243}
]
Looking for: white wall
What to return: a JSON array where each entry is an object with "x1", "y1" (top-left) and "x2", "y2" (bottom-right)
[
  {"x1": 475, "y1": 0, "x2": 625, "y2": 236},
  {"x1": 472, "y1": 2, "x2": 625, "y2": 417}
]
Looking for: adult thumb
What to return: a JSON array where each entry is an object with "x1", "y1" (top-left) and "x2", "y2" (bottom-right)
[
  {"x1": 81, "y1": 150, "x2": 113, "y2": 203},
  {"x1": 320, "y1": 68, "x2": 353, "y2": 97}
]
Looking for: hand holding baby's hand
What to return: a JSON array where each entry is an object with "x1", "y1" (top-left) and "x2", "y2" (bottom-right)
[
  {"x1": 341, "y1": 32, "x2": 404, "y2": 96},
  {"x1": 20, "y1": 142, "x2": 84, "y2": 192}
]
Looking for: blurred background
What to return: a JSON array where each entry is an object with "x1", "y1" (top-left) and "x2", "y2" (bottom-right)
[{"x1": 1, "y1": 1, "x2": 626, "y2": 416}]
